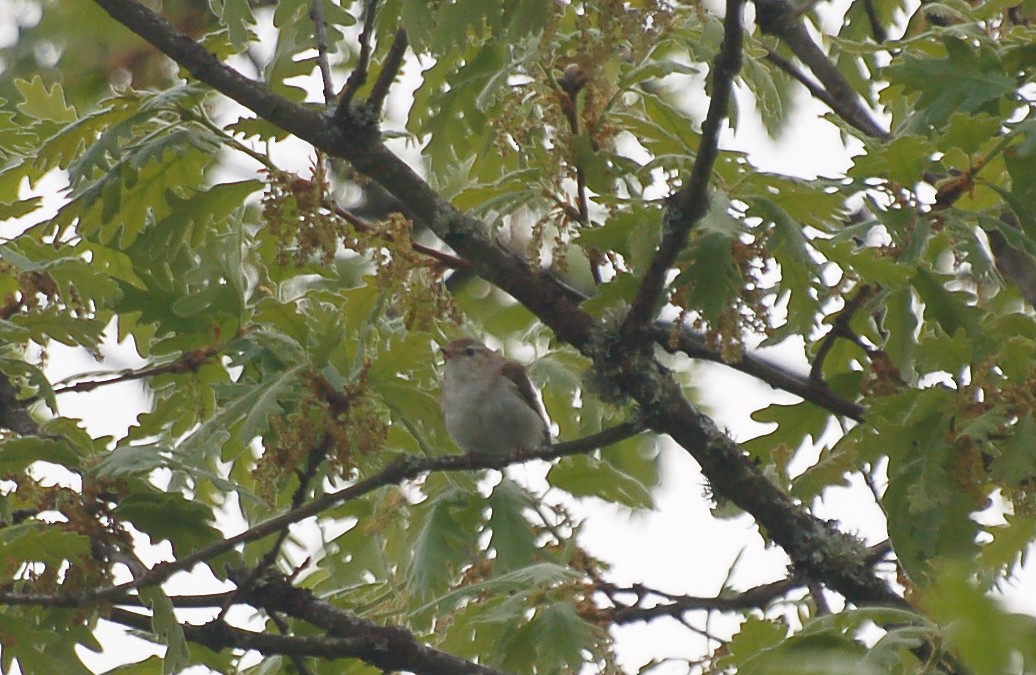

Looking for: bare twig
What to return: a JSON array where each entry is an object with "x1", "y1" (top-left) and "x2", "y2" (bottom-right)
[
  {"x1": 333, "y1": 0, "x2": 378, "y2": 124},
  {"x1": 324, "y1": 195, "x2": 472, "y2": 270},
  {"x1": 367, "y1": 28, "x2": 408, "y2": 113},
  {"x1": 763, "y1": 49, "x2": 881, "y2": 137},
  {"x1": 862, "y1": 0, "x2": 888, "y2": 43},
  {"x1": 808, "y1": 582, "x2": 832, "y2": 615},
  {"x1": 556, "y1": 63, "x2": 602, "y2": 286},
  {"x1": 310, "y1": 0, "x2": 336, "y2": 104},
  {"x1": 600, "y1": 577, "x2": 796, "y2": 624},
  {"x1": 622, "y1": 0, "x2": 745, "y2": 334},
  {"x1": 652, "y1": 321, "x2": 866, "y2": 421},
  {"x1": 754, "y1": 0, "x2": 888, "y2": 139},
  {"x1": 808, "y1": 284, "x2": 877, "y2": 385},
  {"x1": 45, "y1": 344, "x2": 222, "y2": 399}
]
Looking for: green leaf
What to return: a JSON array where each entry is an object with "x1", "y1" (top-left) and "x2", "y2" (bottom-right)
[
  {"x1": 140, "y1": 587, "x2": 190, "y2": 675},
  {"x1": 884, "y1": 35, "x2": 1015, "y2": 130},
  {"x1": 487, "y1": 479, "x2": 539, "y2": 572},
  {"x1": 532, "y1": 602, "x2": 599, "y2": 671},
  {"x1": 912, "y1": 268, "x2": 979, "y2": 338},
  {"x1": 406, "y1": 485, "x2": 483, "y2": 598},
  {"x1": 15, "y1": 76, "x2": 76, "y2": 122},
  {"x1": 546, "y1": 453, "x2": 654, "y2": 509},
  {"x1": 115, "y1": 491, "x2": 222, "y2": 555},
  {"x1": 923, "y1": 564, "x2": 1036, "y2": 675},
  {"x1": 0, "y1": 437, "x2": 80, "y2": 472}
]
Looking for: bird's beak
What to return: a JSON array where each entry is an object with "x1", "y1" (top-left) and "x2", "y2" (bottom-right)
[{"x1": 439, "y1": 344, "x2": 454, "y2": 361}]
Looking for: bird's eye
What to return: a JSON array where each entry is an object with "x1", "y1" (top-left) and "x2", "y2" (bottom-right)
[{"x1": 464, "y1": 347, "x2": 476, "y2": 356}]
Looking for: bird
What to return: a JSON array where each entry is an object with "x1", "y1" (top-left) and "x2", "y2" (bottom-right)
[{"x1": 439, "y1": 338, "x2": 551, "y2": 456}]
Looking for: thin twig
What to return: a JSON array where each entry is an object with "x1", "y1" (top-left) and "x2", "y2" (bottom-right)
[
  {"x1": 808, "y1": 582, "x2": 831, "y2": 615},
  {"x1": 268, "y1": 610, "x2": 317, "y2": 675},
  {"x1": 325, "y1": 195, "x2": 472, "y2": 269},
  {"x1": 763, "y1": 49, "x2": 870, "y2": 134},
  {"x1": 862, "y1": 0, "x2": 888, "y2": 43},
  {"x1": 622, "y1": 0, "x2": 745, "y2": 335},
  {"x1": 310, "y1": 0, "x2": 336, "y2": 104},
  {"x1": 652, "y1": 321, "x2": 865, "y2": 421},
  {"x1": 556, "y1": 64, "x2": 602, "y2": 286},
  {"x1": 808, "y1": 284, "x2": 876, "y2": 385},
  {"x1": 216, "y1": 433, "x2": 331, "y2": 623},
  {"x1": 33, "y1": 421, "x2": 643, "y2": 607},
  {"x1": 44, "y1": 345, "x2": 222, "y2": 399},
  {"x1": 367, "y1": 28, "x2": 408, "y2": 113},
  {"x1": 333, "y1": 0, "x2": 378, "y2": 125},
  {"x1": 602, "y1": 576, "x2": 797, "y2": 623}
]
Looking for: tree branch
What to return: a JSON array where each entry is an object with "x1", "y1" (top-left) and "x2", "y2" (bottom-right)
[
  {"x1": 106, "y1": 605, "x2": 505, "y2": 675},
  {"x1": 622, "y1": 0, "x2": 745, "y2": 334},
  {"x1": 333, "y1": 0, "x2": 378, "y2": 124},
  {"x1": 367, "y1": 28, "x2": 408, "y2": 113},
  {"x1": 310, "y1": 0, "x2": 336, "y2": 104},
  {"x1": 598, "y1": 577, "x2": 797, "y2": 624},
  {"x1": 13, "y1": 421, "x2": 641, "y2": 607},
  {"x1": 754, "y1": 0, "x2": 889, "y2": 140},
  {"x1": 651, "y1": 322, "x2": 865, "y2": 421},
  {"x1": 808, "y1": 284, "x2": 877, "y2": 385}
]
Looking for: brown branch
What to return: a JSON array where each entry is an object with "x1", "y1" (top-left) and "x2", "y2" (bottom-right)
[
  {"x1": 325, "y1": 196, "x2": 472, "y2": 270},
  {"x1": 754, "y1": 0, "x2": 888, "y2": 140},
  {"x1": 333, "y1": 0, "x2": 378, "y2": 124},
  {"x1": 862, "y1": 0, "x2": 888, "y2": 43},
  {"x1": 600, "y1": 577, "x2": 797, "y2": 624},
  {"x1": 310, "y1": 0, "x2": 336, "y2": 105},
  {"x1": 808, "y1": 284, "x2": 877, "y2": 385},
  {"x1": 45, "y1": 344, "x2": 222, "y2": 399},
  {"x1": 367, "y1": 28, "x2": 409, "y2": 113},
  {"x1": 762, "y1": 49, "x2": 883, "y2": 139},
  {"x1": 106, "y1": 605, "x2": 505, "y2": 675},
  {"x1": 556, "y1": 63, "x2": 602, "y2": 286},
  {"x1": 651, "y1": 321, "x2": 865, "y2": 421},
  {"x1": 622, "y1": 0, "x2": 745, "y2": 334}
]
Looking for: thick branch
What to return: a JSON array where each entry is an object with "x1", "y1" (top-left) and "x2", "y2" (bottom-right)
[
  {"x1": 623, "y1": 0, "x2": 745, "y2": 333},
  {"x1": 651, "y1": 322, "x2": 865, "y2": 421},
  {"x1": 107, "y1": 606, "x2": 504, "y2": 675}
]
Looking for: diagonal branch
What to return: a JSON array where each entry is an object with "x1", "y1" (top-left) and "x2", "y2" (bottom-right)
[
  {"x1": 651, "y1": 322, "x2": 865, "y2": 421},
  {"x1": 107, "y1": 606, "x2": 506, "y2": 675},
  {"x1": 754, "y1": 0, "x2": 888, "y2": 139},
  {"x1": 310, "y1": 0, "x2": 336, "y2": 104},
  {"x1": 333, "y1": 0, "x2": 378, "y2": 124},
  {"x1": 367, "y1": 28, "x2": 409, "y2": 113},
  {"x1": 622, "y1": 0, "x2": 745, "y2": 335}
]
